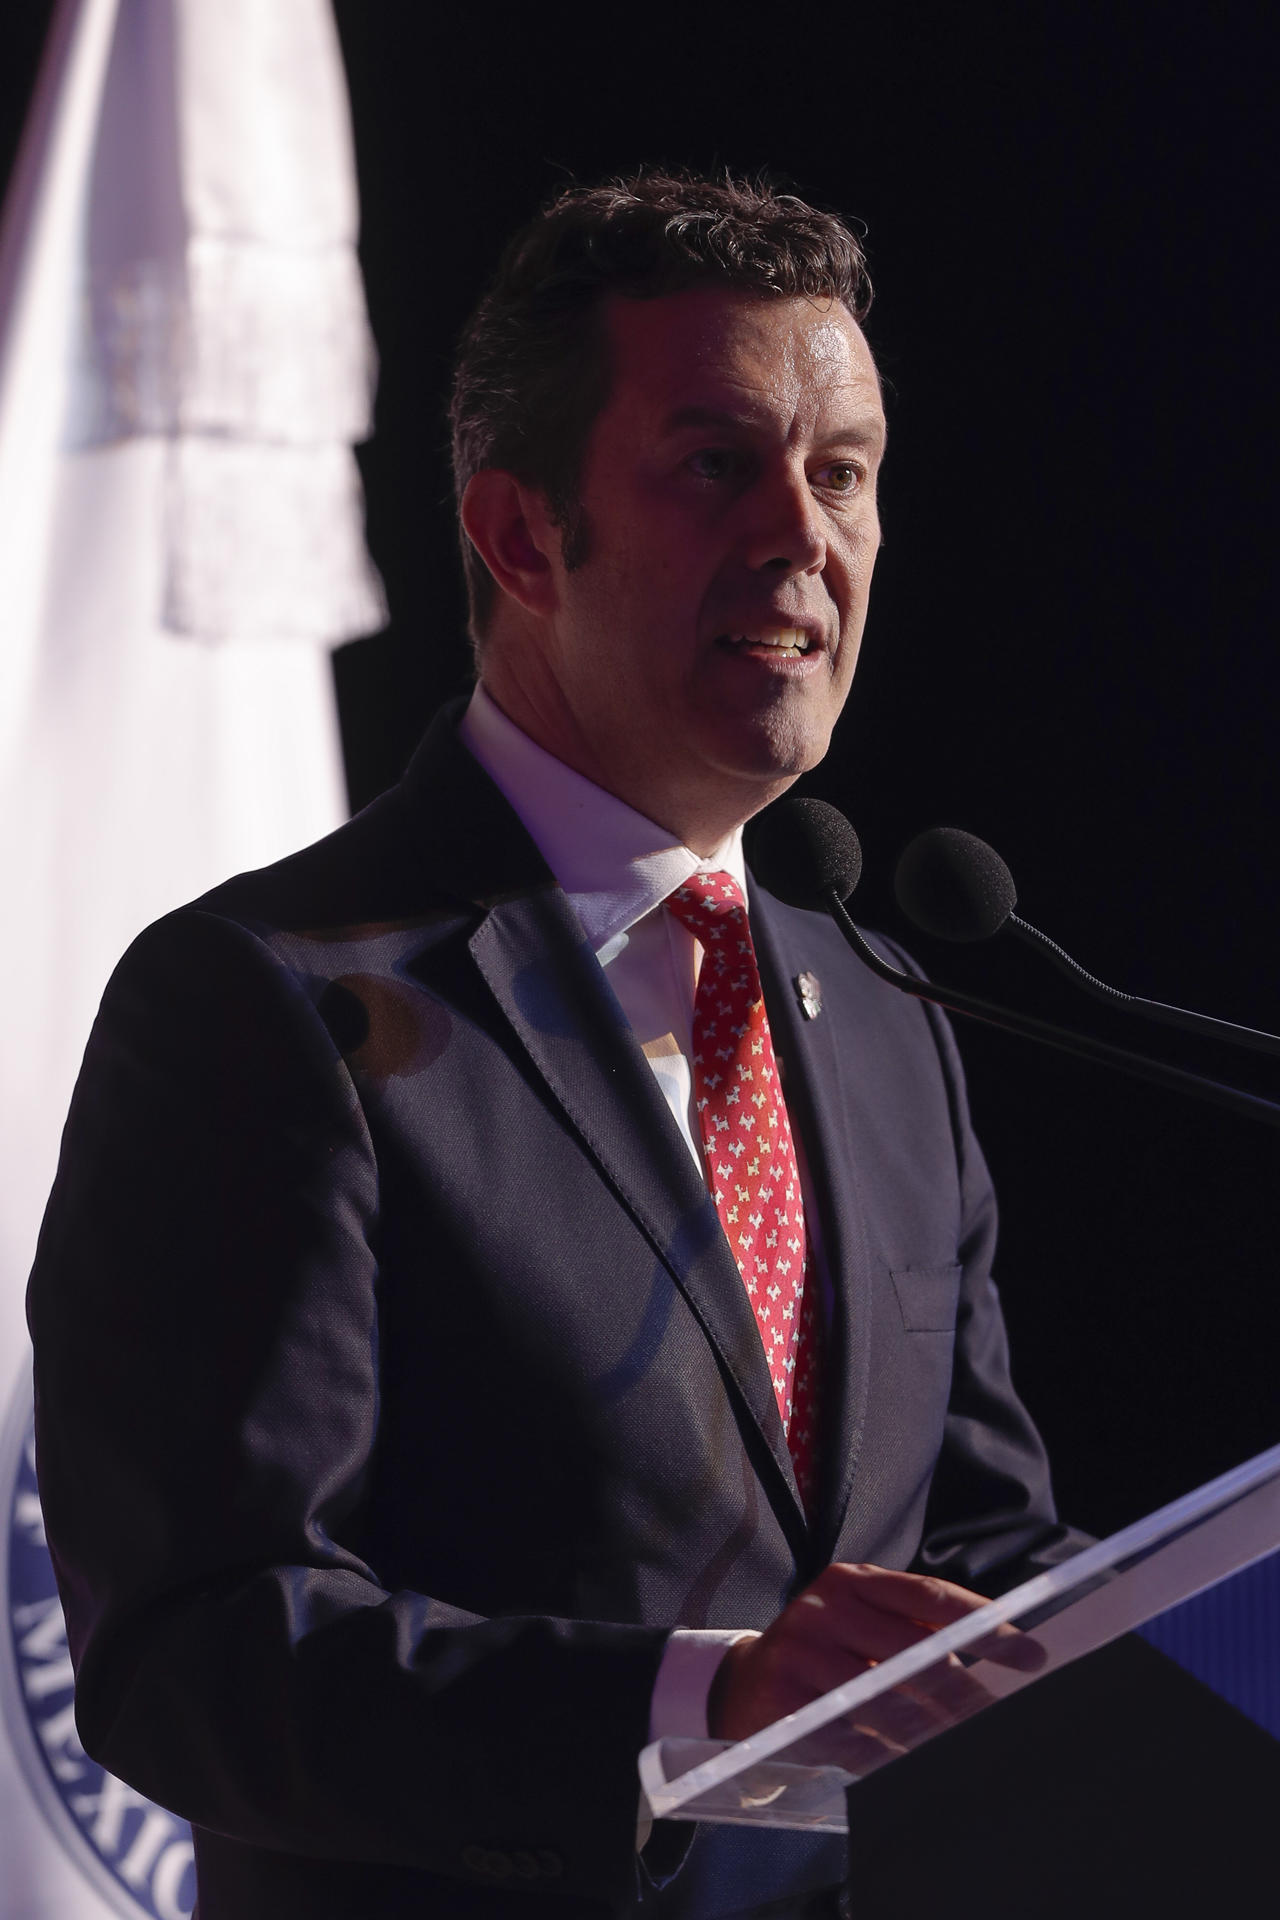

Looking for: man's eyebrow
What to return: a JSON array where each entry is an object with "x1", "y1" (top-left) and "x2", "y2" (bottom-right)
[
  {"x1": 663, "y1": 404, "x2": 764, "y2": 434},
  {"x1": 662, "y1": 403, "x2": 887, "y2": 446}
]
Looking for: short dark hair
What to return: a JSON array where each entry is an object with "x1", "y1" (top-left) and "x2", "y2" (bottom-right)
[{"x1": 449, "y1": 169, "x2": 872, "y2": 642}]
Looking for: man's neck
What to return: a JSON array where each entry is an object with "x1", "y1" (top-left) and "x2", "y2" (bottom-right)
[{"x1": 475, "y1": 671, "x2": 785, "y2": 857}]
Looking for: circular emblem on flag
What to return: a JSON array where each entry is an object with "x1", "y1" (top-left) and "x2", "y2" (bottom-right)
[{"x1": 1, "y1": 1376, "x2": 196, "y2": 1919}]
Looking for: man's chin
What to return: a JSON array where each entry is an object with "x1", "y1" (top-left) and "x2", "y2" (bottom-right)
[{"x1": 706, "y1": 715, "x2": 836, "y2": 789}]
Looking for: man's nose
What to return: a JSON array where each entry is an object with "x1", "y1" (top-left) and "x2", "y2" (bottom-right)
[{"x1": 743, "y1": 469, "x2": 827, "y2": 575}]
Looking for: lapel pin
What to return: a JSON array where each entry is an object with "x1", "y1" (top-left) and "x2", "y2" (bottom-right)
[{"x1": 793, "y1": 970, "x2": 823, "y2": 1021}]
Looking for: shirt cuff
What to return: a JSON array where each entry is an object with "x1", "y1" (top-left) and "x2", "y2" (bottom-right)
[{"x1": 647, "y1": 1627, "x2": 761, "y2": 1742}]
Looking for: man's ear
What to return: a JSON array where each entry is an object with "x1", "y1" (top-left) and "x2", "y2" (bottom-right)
[{"x1": 460, "y1": 470, "x2": 560, "y2": 617}]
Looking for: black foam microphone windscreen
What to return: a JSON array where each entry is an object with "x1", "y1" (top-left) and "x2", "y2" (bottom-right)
[
  {"x1": 747, "y1": 797, "x2": 863, "y2": 910},
  {"x1": 894, "y1": 828, "x2": 1017, "y2": 942}
]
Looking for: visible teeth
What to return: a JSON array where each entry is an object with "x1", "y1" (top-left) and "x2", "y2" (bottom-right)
[{"x1": 731, "y1": 628, "x2": 810, "y2": 653}]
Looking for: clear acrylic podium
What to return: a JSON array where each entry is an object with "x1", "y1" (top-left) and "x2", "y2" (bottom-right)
[{"x1": 640, "y1": 1441, "x2": 1280, "y2": 1836}]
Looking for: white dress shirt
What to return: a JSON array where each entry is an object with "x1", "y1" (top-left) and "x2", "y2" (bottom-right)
[{"x1": 459, "y1": 684, "x2": 759, "y2": 1743}]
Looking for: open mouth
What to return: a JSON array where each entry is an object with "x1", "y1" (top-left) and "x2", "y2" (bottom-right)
[{"x1": 716, "y1": 628, "x2": 816, "y2": 659}]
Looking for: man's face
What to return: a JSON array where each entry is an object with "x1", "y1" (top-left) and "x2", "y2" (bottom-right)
[{"x1": 491, "y1": 285, "x2": 886, "y2": 846}]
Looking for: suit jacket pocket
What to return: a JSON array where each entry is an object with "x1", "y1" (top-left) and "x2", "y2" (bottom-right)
[{"x1": 890, "y1": 1263, "x2": 961, "y2": 1333}]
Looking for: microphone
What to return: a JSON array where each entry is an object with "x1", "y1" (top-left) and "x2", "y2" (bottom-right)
[
  {"x1": 748, "y1": 795, "x2": 864, "y2": 909},
  {"x1": 894, "y1": 827, "x2": 1280, "y2": 1064},
  {"x1": 748, "y1": 798, "x2": 1280, "y2": 1133},
  {"x1": 894, "y1": 827, "x2": 1016, "y2": 943}
]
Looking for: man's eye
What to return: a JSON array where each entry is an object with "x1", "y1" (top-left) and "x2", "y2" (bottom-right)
[
  {"x1": 815, "y1": 462, "x2": 861, "y2": 494},
  {"x1": 688, "y1": 449, "x2": 743, "y2": 482}
]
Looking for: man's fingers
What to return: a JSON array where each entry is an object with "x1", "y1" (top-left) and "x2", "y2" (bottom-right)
[
  {"x1": 786, "y1": 1719, "x2": 907, "y2": 1775},
  {"x1": 808, "y1": 1563, "x2": 1044, "y2": 1673},
  {"x1": 709, "y1": 1561, "x2": 1043, "y2": 1742},
  {"x1": 907, "y1": 1651, "x2": 997, "y2": 1722},
  {"x1": 813, "y1": 1564, "x2": 994, "y2": 1624},
  {"x1": 964, "y1": 1624, "x2": 1047, "y2": 1673},
  {"x1": 785, "y1": 1655, "x2": 992, "y2": 1771},
  {"x1": 796, "y1": 1591, "x2": 955, "y2": 1667}
]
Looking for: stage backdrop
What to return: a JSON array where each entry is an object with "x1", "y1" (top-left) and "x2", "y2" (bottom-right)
[{"x1": 0, "y1": 3, "x2": 382, "y2": 1913}]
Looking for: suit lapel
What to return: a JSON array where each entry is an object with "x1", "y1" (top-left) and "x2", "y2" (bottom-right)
[
  {"x1": 751, "y1": 890, "x2": 877, "y2": 1560},
  {"x1": 398, "y1": 707, "x2": 804, "y2": 1527}
]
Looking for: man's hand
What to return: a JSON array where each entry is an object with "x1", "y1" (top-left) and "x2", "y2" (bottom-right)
[{"x1": 707, "y1": 1564, "x2": 1044, "y2": 1768}]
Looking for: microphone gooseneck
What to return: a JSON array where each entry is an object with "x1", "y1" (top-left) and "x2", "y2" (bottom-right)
[
  {"x1": 821, "y1": 887, "x2": 1280, "y2": 1130},
  {"x1": 894, "y1": 825, "x2": 1280, "y2": 1064},
  {"x1": 748, "y1": 797, "x2": 1280, "y2": 1132}
]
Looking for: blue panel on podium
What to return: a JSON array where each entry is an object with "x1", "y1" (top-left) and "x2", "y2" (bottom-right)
[{"x1": 1139, "y1": 1544, "x2": 1280, "y2": 1739}]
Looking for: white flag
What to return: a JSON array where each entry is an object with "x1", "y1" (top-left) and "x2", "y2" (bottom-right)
[{"x1": 0, "y1": 3, "x2": 384, "y2": 1912}]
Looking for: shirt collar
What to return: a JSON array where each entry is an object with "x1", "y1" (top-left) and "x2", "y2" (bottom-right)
[{"x1": 459, "y1": 682, "x2": 748, "y2": 952}]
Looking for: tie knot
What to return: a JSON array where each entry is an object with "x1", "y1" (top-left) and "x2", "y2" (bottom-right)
[{"x1": 666, "y1": 870, "x2": 747, "y2": 934}]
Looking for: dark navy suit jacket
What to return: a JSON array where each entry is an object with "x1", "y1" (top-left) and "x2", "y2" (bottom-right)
[{"x1": 28, "y1": 705, "x2": 1083, "y2": 1918}]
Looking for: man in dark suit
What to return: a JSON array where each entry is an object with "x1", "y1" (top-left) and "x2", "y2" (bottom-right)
[{"x1": 28, "y1": 172, "x2": 1083, "y2": 1918}]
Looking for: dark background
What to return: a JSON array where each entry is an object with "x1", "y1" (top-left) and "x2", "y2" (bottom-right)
[{"x1": 6, "y1": 3, "x2": 1277, "y2": 1539}]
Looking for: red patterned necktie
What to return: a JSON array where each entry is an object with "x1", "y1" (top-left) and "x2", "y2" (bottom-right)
[{"x1": 666, "y1": 872, "x2": 822, "y2": 1513}]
